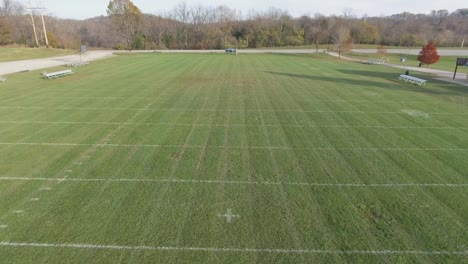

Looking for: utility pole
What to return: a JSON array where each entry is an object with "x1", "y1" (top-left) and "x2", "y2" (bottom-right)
[
  {"x1": 27, "y1": 1, "x2": 39, "y2": 47},
  {"x1": 39, "y1": 0, "x2": 49, "y2": 47},
  {"x1": 26, "y1": 0, "x2": 48, "y2": 48}
]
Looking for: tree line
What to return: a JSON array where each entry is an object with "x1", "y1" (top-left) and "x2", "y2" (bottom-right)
[{"x1": 1, "y1": 0, "x2": 467, "y2": 50}]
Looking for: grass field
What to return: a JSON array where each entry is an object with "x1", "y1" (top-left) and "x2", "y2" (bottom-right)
[
  {"x1": 0, "y1": 47, "x2": 75, "y2": 62},
  {"x1": 0, "y1": 53, "x2": 467, "y2": 263}
]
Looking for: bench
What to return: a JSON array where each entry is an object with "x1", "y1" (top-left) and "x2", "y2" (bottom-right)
[
  {"x1": 398, "y1": 74, "x2": 427, "y2": 86},
  {"x1": 363, "y1": 59, "x2": 385, "y2": 65},
  {"x1": 43, "y1": 69, "x2": 73, "y2": 79},
  {"x1": 67, "y1": 61, "x2": 89, "y2": 67}
]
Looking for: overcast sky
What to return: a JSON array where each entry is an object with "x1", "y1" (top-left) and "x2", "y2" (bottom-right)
[{"x1": 38, "y1": 0, "x2": 466, "y2": 19}]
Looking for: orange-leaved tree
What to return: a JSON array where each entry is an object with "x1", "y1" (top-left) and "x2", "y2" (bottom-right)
[{"x1": 417, "y1": 41, "x2": 440, "y2": 67}]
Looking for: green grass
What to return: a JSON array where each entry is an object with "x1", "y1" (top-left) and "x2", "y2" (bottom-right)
[
  {"x1": 0, "y1": 47, "x2": 75, "y2": 62},
  {"x1": 0, "y1": 53, "x2": 467, "y2": 263}
]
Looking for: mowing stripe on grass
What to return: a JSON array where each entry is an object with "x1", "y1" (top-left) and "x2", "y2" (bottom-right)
[
  {"x1": 1, "y1": 121, "x2": 467, "y2": 130},
  {"x1": 0, "y1": 106, "x2": 466, "y2": 115},
  {"x1": 0, "y1": 142, "x2": 466, "y2": 151},
  {"x1": 0, "y1": 177, "x2": 466, "y2": 188},
  {"x1": 0, "y1": 241, "x2": 466, "y2": 256}
]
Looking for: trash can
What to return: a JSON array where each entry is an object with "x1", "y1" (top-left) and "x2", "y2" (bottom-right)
[{"x1": 405, "y1": 70, "x2": 410, "y2": 75}]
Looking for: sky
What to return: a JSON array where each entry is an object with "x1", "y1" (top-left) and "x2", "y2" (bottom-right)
[{"x1": 35, "y1": 0, "x2": 466, "y2": 20}]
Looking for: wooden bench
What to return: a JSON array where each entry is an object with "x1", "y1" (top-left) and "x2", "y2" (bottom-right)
[
  {"x1": 398, "y1": 74, "x2": 427, "y2": 86},
  {"x1": 43, "y1": 69, "x2": 73, "y2": 79}
]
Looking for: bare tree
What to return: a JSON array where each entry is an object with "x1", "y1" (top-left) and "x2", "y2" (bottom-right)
[{"x1": 332, "y1": 24, "x2": 351, "y2": 58}]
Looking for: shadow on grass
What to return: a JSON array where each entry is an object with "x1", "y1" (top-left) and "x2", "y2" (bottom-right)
[
  {"x1": 265, "y1": 71, "x2": 398, "y2": 89},
  {"x1": 338, "y1": 69, "x2": 468, "y2": 96},
  {"x1": 265, "y1": 70, "x2": 468, "y2": 97}
]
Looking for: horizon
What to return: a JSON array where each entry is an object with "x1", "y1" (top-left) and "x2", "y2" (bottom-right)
[{"x1": 38, "y1": 0, "x2": 466, "y2": 20}]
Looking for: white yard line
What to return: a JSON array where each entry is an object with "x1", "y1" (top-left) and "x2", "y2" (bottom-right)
[
  {"x1": 0, "y1": 121, "x2": 466, "y2": 130},
  {"x1": 29, "y1": 96, "x2": 125, "y2": 100},
  {"x1": 0, "y1": 177, "x2": 466, "y2": 188},
  {"x1": 0, "y1": 106, "x2": 466, "y2": 115},
  {"x1": 0, "y1": 241, "x2": 466, "y2": 256},
  {"x1": 0, "y1": 142, "x2": 466, "y2": 152}
]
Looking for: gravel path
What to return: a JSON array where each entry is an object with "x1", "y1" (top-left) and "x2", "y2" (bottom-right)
[
  {"x1": 352, "y1": 49, "x2": 468, "y2": 56},
  {"x1": 0, "y1": 50, "x2": 115, "y2": 76}
]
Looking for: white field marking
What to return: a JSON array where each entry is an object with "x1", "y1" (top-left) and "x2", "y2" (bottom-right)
[
  {"x1": 0, "y1": 241, "x2": 466, "y2": 256},
  {"x1": 12, "y1": 210, "x2": 24, "y2": 214},
  {"x1": 0, "y1": 142, "x2": 466, "y2": 152},
  {"x1": 30, "y1": 198, "x2": 40, "y2": 201},
  {"x1": 0, "y1": 225, "x2": 7, "y2": 229},
  {"x1": 218, "y1": 209, "x2": 240, "y2": 223},
  {"x1": 74, "y1": 162, "x2": 83, "y2": 165},
  {"x1": 0, "y1": 177, "x2": 467, "y2": 188},
  {"x1": 0, "y1": 106, "x2": 466, "y2": 115},
  {"x1": 12, "y1": 96, "x2": 453, "y2": 104},
  {"x1": 65, "y1": 170, "x2": 73, "y2": 173},
  {"x1": 30, "y1": 96, "x2": 125, "y2": 100},
  {"x1": 40, "y1": 187, "x2": 52, "y2": 191},
  {"x1": 401, "y1": 109, "x2": 430, "y2": 119},
  {"x1": 1, "y1": 121, "x2": 467, "y2": 130}
]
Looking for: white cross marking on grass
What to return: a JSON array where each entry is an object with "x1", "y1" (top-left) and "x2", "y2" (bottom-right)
[
  {"x1": 12, "y1": 210, "x2": 24, "y2": 214},
  {"x1": 218, "y1": 209, "x2": 240, "y2": 223},
  {"x1": 30, "y1": 198, "x2": 40, "y2": 201},
  {"x1": 0, "y1": 225, "x2": 7, "y2": 229}
]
